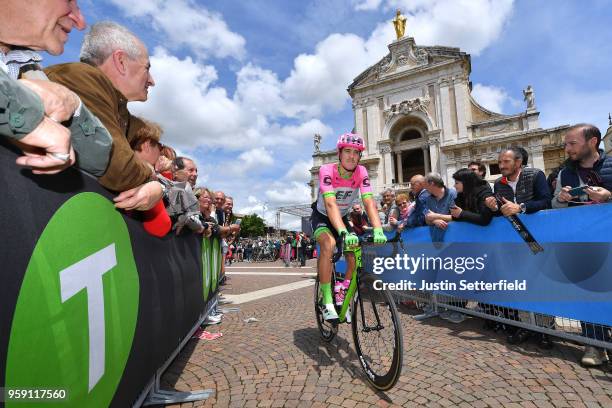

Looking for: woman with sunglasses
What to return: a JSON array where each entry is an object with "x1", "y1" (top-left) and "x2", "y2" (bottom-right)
[{"x1": 391, "y1": 193, "x2": 415, "y2": 232}]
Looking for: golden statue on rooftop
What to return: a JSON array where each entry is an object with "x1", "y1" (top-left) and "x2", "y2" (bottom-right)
[{"x1": 392, "y1": 9, "x2": 407, "y2": 39}]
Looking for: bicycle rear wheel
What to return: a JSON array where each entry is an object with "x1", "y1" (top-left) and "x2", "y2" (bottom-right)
[
  {"x1": 314, "y1": 276, "x2": 337, "y2": 342},
  {"x1": 352, "y1": 276, "x2": 403, "y2": 390}
]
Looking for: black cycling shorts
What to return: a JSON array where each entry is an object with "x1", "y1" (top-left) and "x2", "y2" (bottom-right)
[{"x1": 310, "y1": 204, "x2": 351, "y2": 241}]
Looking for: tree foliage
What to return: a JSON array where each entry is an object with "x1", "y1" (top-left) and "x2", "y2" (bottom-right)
[{"x1": 239, "y1": 214, "x2": 266, "y2": 237}]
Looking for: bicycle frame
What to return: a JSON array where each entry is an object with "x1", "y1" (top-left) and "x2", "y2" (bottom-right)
[
  {"x1": 335, "y1": 244, "x2": 362, "y2": 323},
  {"x1": 332, "y1": 232, "x2": 401, "y2": 325}
]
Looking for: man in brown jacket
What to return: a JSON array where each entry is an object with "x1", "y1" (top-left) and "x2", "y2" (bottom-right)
[{"x1": 46, "y1": 21, "x2": 161, "y2": 211}]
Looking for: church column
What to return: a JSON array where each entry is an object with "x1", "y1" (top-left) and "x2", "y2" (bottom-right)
[
  {"x1": 453, "y1": 76, "x2": 469, "y2": 140},
  {"x1": 379, "y1": 142, "x2": 393, "y2": 188},
  {"x1": 396, "y1": 151, "x2": 404, "y2": 183},
  {"x1": 428, "y1": 137, "x2": 441, "y2": 174},
  {"x1": 422, "y1": 145, "x2": 431, "y2": 174},
  {"x1": 438, "y1": 78, "x2": 454, "y2": 143},
  {"x1": 531, "y1": 144, "x2": 545, "y2": 171}
]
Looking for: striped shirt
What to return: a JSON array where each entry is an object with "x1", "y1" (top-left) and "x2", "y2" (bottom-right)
[{"x1": 0, "y1": 49, "x2": 43, "y2": 80}]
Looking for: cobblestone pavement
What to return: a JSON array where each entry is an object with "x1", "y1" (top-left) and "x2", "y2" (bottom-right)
[{"x1": 163, "y1": 260, "x2": 612, "y2": 408}]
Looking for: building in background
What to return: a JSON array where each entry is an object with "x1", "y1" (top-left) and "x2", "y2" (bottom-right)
[
  {"x1": 310, "y1": 27, "x2": 569, "y2": 199},
  {"x1": 604, "y1": 115, "x2": 612, "y2": 155}
]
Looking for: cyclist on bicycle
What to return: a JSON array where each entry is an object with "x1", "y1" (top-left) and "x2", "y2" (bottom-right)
[{"x1": 311, "y1": 132, "x2": 387, "y2": 322}]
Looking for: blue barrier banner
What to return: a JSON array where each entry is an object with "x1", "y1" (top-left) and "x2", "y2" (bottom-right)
[{"x1": 362, "y1": 203, "x2": 612, "y2": 326}]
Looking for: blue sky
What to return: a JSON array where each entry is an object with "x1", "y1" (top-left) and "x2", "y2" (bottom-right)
[{"x1": 46, "y1": 0, "x2": 612, "y2": 228}]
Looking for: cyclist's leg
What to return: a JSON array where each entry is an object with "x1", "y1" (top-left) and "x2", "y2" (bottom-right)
[
  {"x1": 311, "y1": 207, "x2": 341, "y2": 320},
  {"x1": 316, "y1": 230, "x2": 340, "y2": 321},
  {"x1": 315, "y1": 230, "x2": 336, "y2": 305},
  {"x1": 342, "y1": 213, "x2": 355, "y2": 282}
]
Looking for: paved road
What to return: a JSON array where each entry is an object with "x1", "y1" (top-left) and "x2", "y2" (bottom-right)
[{"x1": 163, "y1": 260, "x2": 612, "y2": 407}]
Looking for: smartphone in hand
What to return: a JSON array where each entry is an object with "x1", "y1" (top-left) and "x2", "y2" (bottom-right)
[{"x1": 567, "y1": 186, "x2": 588, "y2": 196}]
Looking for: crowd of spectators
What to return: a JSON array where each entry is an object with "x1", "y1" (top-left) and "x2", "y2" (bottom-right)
[
  {"x1": 225, "y1": 233, "x2": 315, "y2": 266},
  {"x1": 341, "y1": 126, "x2": 612, "y2": 366}
]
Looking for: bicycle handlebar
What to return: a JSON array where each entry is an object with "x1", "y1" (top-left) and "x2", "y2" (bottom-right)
[{"x1": 331, "y1": 231, "x2": 402, "y2": 264}]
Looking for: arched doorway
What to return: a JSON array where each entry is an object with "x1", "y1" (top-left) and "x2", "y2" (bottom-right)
[
  {"x1": 398, "y1": 149, "x2": 425, "y2": 183},
  {"x1": 388, "y1": 116, "x2": 430, "y2": 185}
]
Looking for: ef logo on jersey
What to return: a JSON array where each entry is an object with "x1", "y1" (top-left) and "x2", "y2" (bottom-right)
[{"x1": 336, "y1": 191, "x2": 353, "y2": 200}]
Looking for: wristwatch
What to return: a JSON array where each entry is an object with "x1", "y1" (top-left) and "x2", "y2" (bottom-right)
[
  {"x1": 519, "y1": 202, "x2": 526, "y2": 213},
  {"x1": 159, "y1": 182, "x2": 168, "y2": 200}
]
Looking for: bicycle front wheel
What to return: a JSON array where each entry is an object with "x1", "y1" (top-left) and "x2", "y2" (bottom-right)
[{"x1": 352, "y1": 278, "x2": 403, "y2": 390}]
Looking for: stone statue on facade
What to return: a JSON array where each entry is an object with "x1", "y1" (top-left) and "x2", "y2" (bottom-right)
[
  {"x1": 313, "y1": 133, "x2": 321, "y2": 153},
  {"x1": 392, "y1": 9, "x2": 407, "y2": 39},
  {"x1": 523, "y1": 85, "x2": 536, "y2": 111}
]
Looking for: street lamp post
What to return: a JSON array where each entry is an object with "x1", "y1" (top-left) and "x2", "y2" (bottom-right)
[
  {"x1": 262, "y1": 202, "x2": 269, "y2": 239},
  {"x1": 262, "y1": 202, "x2": 268, "y2": 221}
]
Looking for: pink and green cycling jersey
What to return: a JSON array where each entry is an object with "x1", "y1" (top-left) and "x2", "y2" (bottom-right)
[{"x1": 316, "y1": 163, "x2": 373, "y2": 217}]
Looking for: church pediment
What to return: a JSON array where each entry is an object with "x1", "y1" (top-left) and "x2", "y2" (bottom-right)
[
  {"x1": 348, "y1": 37, "x2": 470, "y2": 92},
  {"x1": 383, "y1": 96, "x2": 430, "y2": 121}
]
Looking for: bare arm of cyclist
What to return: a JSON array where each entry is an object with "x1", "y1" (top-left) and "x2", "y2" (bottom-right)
[
  {"x1": 323, "y1": 194, "x2": 348, "y2": 234},
  {"x1": 362, "y1": 195, "x2": 382, "y2": 229}
]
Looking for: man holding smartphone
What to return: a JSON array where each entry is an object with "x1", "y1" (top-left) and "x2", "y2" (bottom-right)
[
  {"x1": 551, "y1": 123, "x2": 612, "y2": 366},
  {"x1": 553, "y1": 124, "x2": 612, "y2": 208}
]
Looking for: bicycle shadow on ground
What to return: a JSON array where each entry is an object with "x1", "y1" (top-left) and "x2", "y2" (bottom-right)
[
  {"x1": 293, "y1": 327, "x2": 360, "y2": 374},
  {"x1": 292, "y1": 327, "x2": 395, "y2": 401}
]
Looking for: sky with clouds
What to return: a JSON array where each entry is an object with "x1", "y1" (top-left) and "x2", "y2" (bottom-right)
[{"x1": 46, "y1": 0, "x2": 612, "y2": 229}]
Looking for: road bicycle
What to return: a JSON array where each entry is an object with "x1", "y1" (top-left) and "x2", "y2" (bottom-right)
[
  {"x1": 314, "y1": 233, "x2": 403, "y2": 391},
  {"x1": 252, "y1": 246, "x2": 277, "y2": 262}
]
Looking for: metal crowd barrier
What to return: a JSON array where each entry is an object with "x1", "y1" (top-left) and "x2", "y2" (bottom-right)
[
  {"x1": 392, "y1": 290, "x2": 612, "y2": 350},
  {"x1": 139, "y1": 296, "x2": 219, "y2": 407}
]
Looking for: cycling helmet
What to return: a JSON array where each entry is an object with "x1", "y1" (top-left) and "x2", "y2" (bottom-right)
[{"x1": 336, "y1": 132, "x2": 365, "y2": 152}]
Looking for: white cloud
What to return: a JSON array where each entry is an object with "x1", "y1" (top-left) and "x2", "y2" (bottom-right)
[
  {"x1": 247, "y1": 195, "x2": 259, "y2": 204},
  {"x1": 107, "y1": 0, "x2": 246, "y2": 60},
  {"x1": 238, "y1": 148, "x2": 274, "y2": 169},
  {"x1": 471, "y1": 83, "x2": 510, "y2": 113},
  {"x1": 266, "y1": 181, "x2": 311, "y2": 205},
  {"x1": 130, "y1": 48, "x2": 246, "y2": 149},
  {"x1": 235, "y1": 64, "x2": 287, "y2": 118},
  {"x1": 130, "y1": 48, "x2": 333, "y2": 152},
  {"x1": 269, "y1": 120, "x2": 333, "y2": 144},
  {"x1": 220, "y1": 147, "x2": 275, "y2": 178},
  {"x1": 285, "y1": 160, "x2": 313, "y2": 183},
  {"x1": 353, "y1": 0, "x2": 384, "y2": 11},
  {"x1": 283, "y1": 29, "x2": 391, "y2": 117}
]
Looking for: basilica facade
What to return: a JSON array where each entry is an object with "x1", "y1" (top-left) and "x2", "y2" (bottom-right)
[{"x1": 309, "y1": 35, "x2": 569, "y2": 200}]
